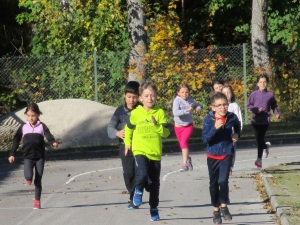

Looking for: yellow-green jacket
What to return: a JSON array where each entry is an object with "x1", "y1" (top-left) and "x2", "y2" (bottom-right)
[{"x1": 124, "y1": 105, "x2": 170, "y2": 161}]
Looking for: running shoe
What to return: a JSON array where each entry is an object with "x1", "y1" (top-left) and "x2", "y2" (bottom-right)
[
  {"x1": 187, "y1": 157, "x2": 193, "y2": 171},
  {"x1": 133, "y1": 188, "x2": 143, "y2": 207},
  {"x1": 33, "y1": 199, "x2": 41, "y2": 209},
  {"x1": 25, "y1": 179, "x2": 32, "y2": 185},
  {"x1": 263, "y1": 142, "x2": 271, "y2": 158},
  {"x1": 213, "y1": 209, "x2": 222, "y2": 224},
  {"x1": 220, "y1": 206, "x2": 232, "y2": 222},
  {"x1": 150, "y1": 207, "x2": 160, "y2": 221},
  {"x1": 180, "y1": 164, "x2": 188, "y2": 172},
  {"x1": 127, "y1": 201, "x2": 139, "y2": 210},
  {"x1": 255, "y1": 158, "x2": 262, "y2": 168}
]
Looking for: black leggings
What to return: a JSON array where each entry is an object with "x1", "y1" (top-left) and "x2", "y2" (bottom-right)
[
  {"x1": 24, "y1": 158, "x2": 45, "y2": 200},
  {"x1": 252, "y1": 124, "x2": 269, "y2": 159}
]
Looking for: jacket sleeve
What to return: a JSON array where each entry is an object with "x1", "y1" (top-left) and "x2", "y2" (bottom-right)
[
  {"x1": 107, "y1": 109, "x2": 120, "y2": 139},
  {"x1": 233, "y1": 115, "x2": 241, "y2": 138},
  {"x1": 191, "y1": 97, "x2": 201, "y2": 110},
  {"x1": 247, "y1": 92, "x2": 259, "y2": 114},
  {"x1": 10, "y1": 125, "x2": 23, "y2": 157},
  {"x1": 42, "y1": 123, "x2": 56, "y2": 144},
  {"x1": 172, "y1": 98, "x2": 189, "y2": 117},
  {"x1": 155, "y1": 110, "x2": 170, "y2": 138},
  {"x1": 202, "y1": 116, "x2": 218, "y2": 144},
  {"x1": 124, "y1": 116, "x2": 135, "y2": 147},
  {"x1": 233, "y1": 103, "x2": 243, "y2": 130},
  {"x1": 270, "y1": 94, "x2": 279, "y2": 116}
]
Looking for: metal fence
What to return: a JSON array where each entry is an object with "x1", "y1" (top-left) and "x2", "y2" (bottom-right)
[{"x1": 1, "y1": 44, "x2": 299, "y2": 150}]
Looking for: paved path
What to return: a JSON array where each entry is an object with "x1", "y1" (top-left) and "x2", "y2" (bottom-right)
[{"x1": 0, "y1": 144, "x2": 299, "y2": 225}]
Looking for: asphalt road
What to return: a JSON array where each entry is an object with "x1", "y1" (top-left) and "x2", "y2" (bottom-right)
[{"x1": 1, "y1": 144, "x2": 300, "y2": 225}]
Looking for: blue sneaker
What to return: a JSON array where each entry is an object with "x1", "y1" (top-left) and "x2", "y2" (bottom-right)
[
  {"x1": 150, "y1": 207, "x2": 160, "y2": 221},
  {"x1": 127, "y1": 201, "x2": 139, "y2": 210},
  {"x1": 133, "y1": 188, "x2": 143, "y2": 207}
]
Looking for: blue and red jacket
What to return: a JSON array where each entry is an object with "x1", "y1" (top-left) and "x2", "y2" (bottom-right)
[
  {"x1": 10, "y1": 120, "x2": 56, "y2": 159},
  {"x1": 202, "y1": 111, "x2": 241, "y2": 156}
]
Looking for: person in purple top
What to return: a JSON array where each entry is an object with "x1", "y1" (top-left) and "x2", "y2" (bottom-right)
[{"x1": 247, "y1": 74, "x2": 280, "y2": 168}]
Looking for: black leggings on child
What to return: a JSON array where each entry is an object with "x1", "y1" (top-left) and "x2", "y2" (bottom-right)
[
  {"x1": 252, "y1": 124, "x2": 269, "y2": 159},
  {"x1": 24, "y1": 158, "x2": 45, "y2": 200}
]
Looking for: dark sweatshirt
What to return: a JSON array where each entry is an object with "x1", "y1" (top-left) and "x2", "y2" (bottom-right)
[
  {"x1": 107, "y1": 104, "x2": 138, "y2": 144},
  {"x1": 10, "y1": 120, "x2": 56, "y2": 159}
]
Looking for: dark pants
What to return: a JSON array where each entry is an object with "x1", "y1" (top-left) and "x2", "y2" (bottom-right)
[
  {"x1": 24, "y1": 158, "x2": 45, "y2": 200},
  {"x1": 252, "y1": 124, "x2": 269, "y2": 159},
  {"x1": 207, "y1": 155, "x2": 232, "y2": 207},
  {"x1": 120, "y1": 145, "x2": 135, "y2": 201},
  {"x1": 135, "y1": 155, "x2": 161, "y2": 208}
]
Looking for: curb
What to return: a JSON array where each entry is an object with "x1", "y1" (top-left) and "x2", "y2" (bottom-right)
[{"x1": 260, "y1": 173, "x2": 291, "y2": 225}]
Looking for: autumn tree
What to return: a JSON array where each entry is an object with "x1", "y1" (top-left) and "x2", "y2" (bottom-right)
[
  {"x1": 251, "y1": 0, "x2": 270, "y2": 73},
  {"x1": 127, "y1": 0, "x2": 147, "y2": 82}
]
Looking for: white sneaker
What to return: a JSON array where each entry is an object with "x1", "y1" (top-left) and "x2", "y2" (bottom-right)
[{"x1": 263, "y1": 142, "x2": 271, "y2": 158}]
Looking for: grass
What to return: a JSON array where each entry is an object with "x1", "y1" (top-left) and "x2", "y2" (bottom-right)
[{"x1": 263, "y1": 163, "x2": 300, "y2": 225}]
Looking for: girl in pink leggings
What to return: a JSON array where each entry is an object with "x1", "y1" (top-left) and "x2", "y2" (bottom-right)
[{"x1": 172, "y1": 84, "x2": 201, "y2": 171}]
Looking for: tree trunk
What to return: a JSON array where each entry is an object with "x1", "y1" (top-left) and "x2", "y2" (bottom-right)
[
  {"x1": 251, "y1": 0, "x2": 270, "y2": 74},
  {"x1": 127, "y1": 0, "x2": 147, "y2": 82}
]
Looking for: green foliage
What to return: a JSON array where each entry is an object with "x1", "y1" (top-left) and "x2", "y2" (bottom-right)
[
  {"x1": 16, "y1": 0, "x2": 129, "y2": 55},
  {"x1": 268, "y1": 2, "x2": 300, "y2": 50}
]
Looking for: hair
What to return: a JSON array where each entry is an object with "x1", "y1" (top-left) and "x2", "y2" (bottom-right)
[
  {"x1": 222, "y1": 85, "x2": 236, "y2": 102},
  {"x1": 176, "y1": 83, "x2": 190, "y2": 93},
  {"x1": 210, "y1": 92, "x2": 228, "y2": 105},
  {"x1": 24, "y1": 103, "x2": 42, "y2": 115},
  {"x1": 139, "y1": 80, "x2": 157, "y2": 96},
  {"x1": 124, "y1": 81, "x2": 140, "y2": 95},
  {"x1": 256, "y1": 73, "x2": 269, "y2": 91},
  {"x1": 212, "y1": 79, "x2": 224, "y2": 88},
  {"x1": 257, "y1": 73, "x2": 269, "y2": 83}
]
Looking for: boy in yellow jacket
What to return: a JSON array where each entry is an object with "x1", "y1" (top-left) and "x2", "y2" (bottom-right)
[{"x1": 124, "y1": 80, "x2": 170, "y2": 221}]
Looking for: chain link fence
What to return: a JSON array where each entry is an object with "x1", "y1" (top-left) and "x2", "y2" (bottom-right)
[{"x1": 1, "y1": 44, "x2": 299, "y2": 151}]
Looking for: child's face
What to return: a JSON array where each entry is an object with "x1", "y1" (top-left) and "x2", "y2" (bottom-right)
[
  {"x1": 139, "y1": 88, "x2": 157, "y2": 111},
  {"x1": 212, "y1": 98, "x2": 229, "y2": 117},
  {"x1": 257, "y1": 78, "x2": 267, "y2": 91},
  {"x1": 177, "y1": 87, "x2": 189, "y2": 100},
  {"x1": 26, "y1": 110, "x2": 39, "y2": 126},
  {"x1": 213, "y1": 84, "x2": 223, "y2": 92},
  {"x1": 222, "y1": 87, "x2": 232, "y2": 102},
  {"x1": 124, "y1": 93, "x2": 139, "y2": 110}
]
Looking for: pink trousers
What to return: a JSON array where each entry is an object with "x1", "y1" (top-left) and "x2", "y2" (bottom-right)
[{"x1": 174, "y1": 124, "x2": 193, "y2": 149}]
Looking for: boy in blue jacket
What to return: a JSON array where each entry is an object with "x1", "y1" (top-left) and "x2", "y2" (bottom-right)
[{"x1": 202, "y1": 92, "x2": 241, "y2": 224}]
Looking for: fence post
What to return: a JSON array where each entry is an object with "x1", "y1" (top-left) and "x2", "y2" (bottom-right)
[
  {"x1": 243, "y1": 43, "x2": 248, "y2": 125},
  {"x1": 93, "y1": 50, "x2": 98, "y2": 102}
]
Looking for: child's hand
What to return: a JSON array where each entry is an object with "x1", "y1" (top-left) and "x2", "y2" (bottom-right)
[
  {"x1": 276, "y1": 114, "x2": 280, "y2": 119},
  {"x1": 186, "y1": 107, "x2": 193, "y2": 112},
  {"x1": 232, "y1": 133, "x2": 239, "y2": 142},
  {"x1": 125, "y1": 146, "x2": 131, "y2": 156},
  {"x1": 215, "y1": 119, "x2": 224, "y2": 129},
  {"x1": 8, "y1": 156, "x2": 14, "y2": 163},
  {"x1": 151, "y1": 116, "x2": 157, "y2": 126},
  {"x1": 52, "y1": 142, "x2": 59, "y2": 148},
  {"x1": 258, "y1": 107, "x2": 263, "y2": 113},
  {"x1": 195, "y1": 108, "x2": 201, "y2": 114},
  {"x1": 116, "y1": 129, "x2": 125, "y2": 139}
]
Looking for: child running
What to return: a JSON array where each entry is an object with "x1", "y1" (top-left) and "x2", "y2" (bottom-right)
[
  {"x1": 247, "y1": 74, "x2": 280, "y2": 168},
  {"x1": 124, "y1": 80, "x2": 170, "y2": 221},
  {"x1": 209, "y1": 79, "x2": 225, "y2": 99},
  {"x1": 222, "y1": 85, "x2": 243, "y2": 174},
  {"x1": 107, "y1": 81, "x2": 140, "y2": 209},
  {"x1": 202, "y1": 92, "x2": 241, "y2": 224},
  {"x1": 8, "y1": 103, "x2": 58, "y2": 209},
  {"x1": 172, "y1": 84, "x2": 201, "y2": 171}
]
